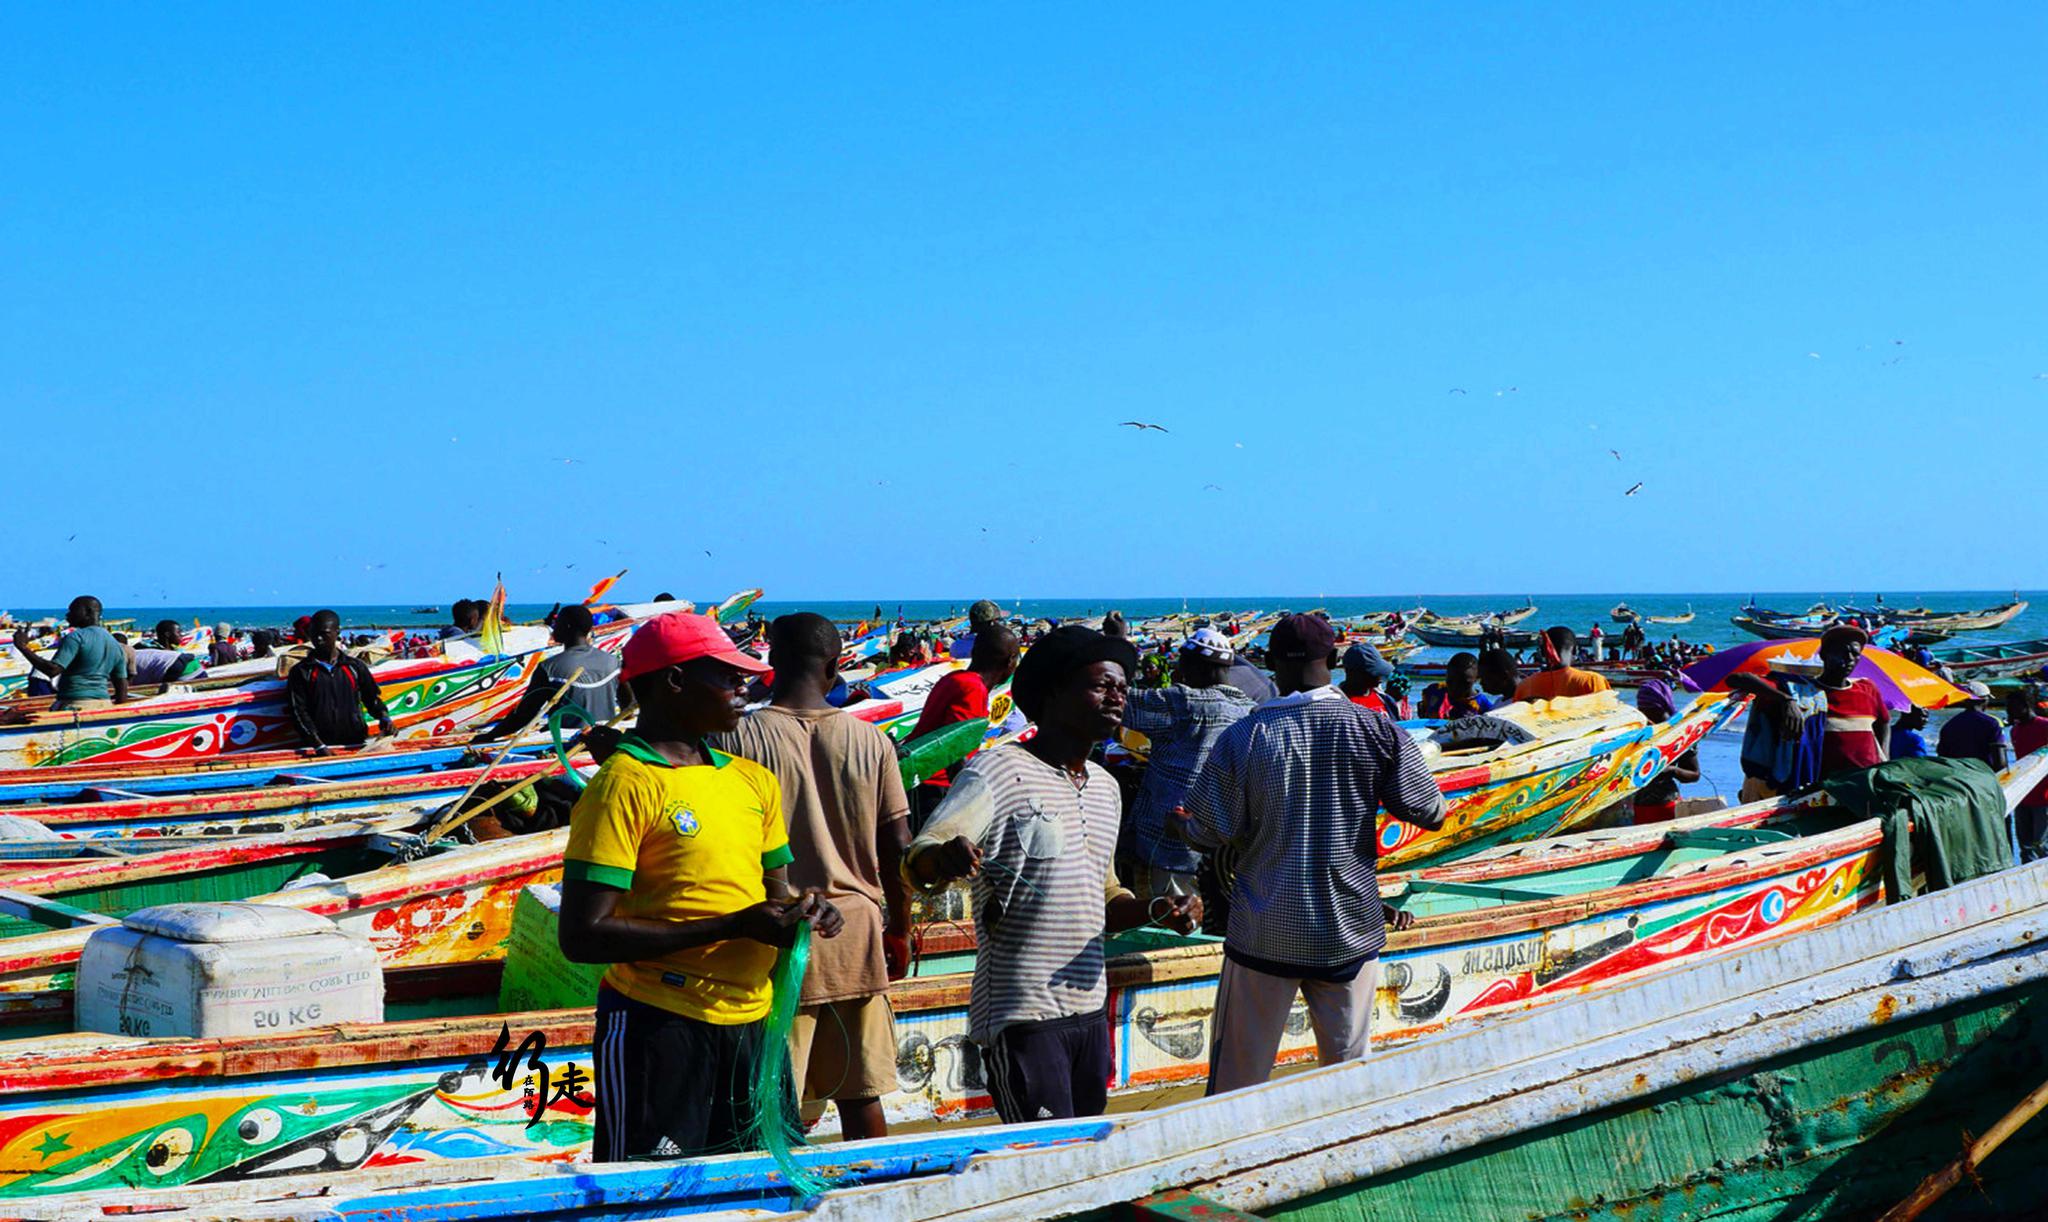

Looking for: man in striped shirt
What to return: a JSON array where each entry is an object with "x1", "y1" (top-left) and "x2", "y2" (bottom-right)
[
  {"x1": 1184, "y1": 612, "x2": 1446, "y2": 1096},
  {"x1": 905, "y1": 625, "x2": 1198, "y2": 1124}
]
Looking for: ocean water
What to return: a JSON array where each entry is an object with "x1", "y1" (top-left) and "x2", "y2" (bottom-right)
[{"x1": 17, "y1": 590, "x2": 2043, "y2": 649}]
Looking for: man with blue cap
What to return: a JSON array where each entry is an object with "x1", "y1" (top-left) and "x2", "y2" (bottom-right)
[
  {"x1": 1338, "y1": 640, "x2": 1398, "y2": 716},
  {"x1": 1117, "y1": 627, "x2": 1256, "y2": 901}
]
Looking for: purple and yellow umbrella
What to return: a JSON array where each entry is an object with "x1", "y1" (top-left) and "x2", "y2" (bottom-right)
[{"x1": 1680, "y1": 638, "x2": 1967, "y2": 711}]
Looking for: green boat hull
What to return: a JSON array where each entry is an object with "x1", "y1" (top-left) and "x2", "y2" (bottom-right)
[{"x1": 1267, "y1": 977, "x2": 2048, "y2": 1221}]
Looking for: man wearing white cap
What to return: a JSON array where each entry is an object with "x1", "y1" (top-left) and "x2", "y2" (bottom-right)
[
  {"x1": 1937, "y1": 681, "x2": 2008, "y2": 771},
  {"x1": 1117, "y1": 627, "x2": 1255, "y2": 899}
]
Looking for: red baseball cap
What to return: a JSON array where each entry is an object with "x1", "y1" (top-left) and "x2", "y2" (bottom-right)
[{"x1": 621, "y1": 612, "x2": 770, "y2": 682}]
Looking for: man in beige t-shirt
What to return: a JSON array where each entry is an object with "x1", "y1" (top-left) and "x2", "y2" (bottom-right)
[{"x1": 718, "y1": 612, "x2": 912, "y2": 1140}]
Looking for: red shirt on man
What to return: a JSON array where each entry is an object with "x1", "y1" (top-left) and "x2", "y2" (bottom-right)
[
  {"x1": 907, "y1": 670, "x2": 990, "y2": 789},
  {"x1": 1820, "y1": 678, "x2": 1890, "y2": 776}
]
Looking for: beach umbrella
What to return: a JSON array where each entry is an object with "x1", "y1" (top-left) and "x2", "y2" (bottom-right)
[{"x1": 1680, "y1": 638, "x2": 1966, "y2": 711}]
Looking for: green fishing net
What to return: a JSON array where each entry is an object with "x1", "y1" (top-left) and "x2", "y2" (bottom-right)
[{"x1": 747, "y1": 921, "x2": 837, "y2": 1199}]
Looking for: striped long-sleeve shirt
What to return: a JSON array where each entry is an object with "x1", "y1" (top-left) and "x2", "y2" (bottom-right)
[
  {"x1": 906, "y1": 744, "x2": 1132, "y2": 1043},
  {"x1": 1184, "y1": 685, "x2": 1445, "y2": 972}
]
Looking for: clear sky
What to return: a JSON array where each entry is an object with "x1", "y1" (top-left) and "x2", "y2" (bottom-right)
[{"x1": 7, "y1": 7, "x2": 2044, "y2": 608}]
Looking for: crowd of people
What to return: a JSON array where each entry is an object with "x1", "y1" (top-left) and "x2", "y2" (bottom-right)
[{"x1": 10, "y1": 593, "x2": 2048, "y2": 1164}]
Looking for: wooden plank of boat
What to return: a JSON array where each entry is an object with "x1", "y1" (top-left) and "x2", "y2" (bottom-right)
[
  {"x1": 0, "y1": 736, "x2": 500, "y2": 804},
  {"x1": 54, "y1": 813, "x2": 2048, "y2": 1220},
  {"x1": 0, "y1": 614, "x2": 645, "y2": 772}
]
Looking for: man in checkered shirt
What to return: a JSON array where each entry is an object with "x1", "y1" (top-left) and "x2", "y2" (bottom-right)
[{"x1": 1183, "y1": 612, "x2": 1446, "y2": 1095}]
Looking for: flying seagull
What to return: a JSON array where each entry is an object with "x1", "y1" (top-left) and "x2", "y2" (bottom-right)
[
  {"x1": 1609, "y1": 450, "x2": 1622, "y2": 461},
  {"x1": 1202, "y1": 483, "x2": 1224, "y2": 492},
  {"x1": 1119, "y1": 421, "x2": 1169, "y2": 433},
  {"x1": 1807, "y1": 352, "x2": 1821, "y2": 359},
  {"x1": 1624, "y1": 482, "x2": 1644, "y2": 497},
  {"x1": 1447, "y1": 388, "x2": 1467, "y2": 395},
  {"x1": 1494, "y1": 387, "x2": 1518, "y2": 396}
]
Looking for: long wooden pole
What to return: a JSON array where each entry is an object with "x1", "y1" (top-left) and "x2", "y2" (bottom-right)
[
  {"x1": 422, "y1": 678, "x2": 633, "y2": 842},
  {"x1": 424, "y1": 667, "x2": 583, "y2": 841},
  {"x1": 1877, "y1": 1072, "x2": 2048, "y2": 1221}
]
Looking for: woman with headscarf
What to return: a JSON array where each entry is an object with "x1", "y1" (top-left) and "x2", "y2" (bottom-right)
[{"x1": 1631, "y1": 679, "x2": 1701, "y2": 824}]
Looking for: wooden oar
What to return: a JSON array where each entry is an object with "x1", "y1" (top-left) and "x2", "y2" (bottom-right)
[
  {"x1": 422, "y1": 688, "x2": 633, "y2": 842},
  {"x1": 421, "y1": 668, "x2": 583, "y2": 841},
  {"x1": 1877, "y1": 1071, "x2": 2048, "y2": 1221}
]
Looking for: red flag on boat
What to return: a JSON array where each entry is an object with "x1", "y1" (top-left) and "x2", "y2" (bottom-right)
[{"x1": 583, "y1": 569, "x2": 626, "y2": 607}]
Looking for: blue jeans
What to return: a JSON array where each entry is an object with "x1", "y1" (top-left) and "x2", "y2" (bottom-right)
[{"x1": 2017, "y1": 805, "x2": 2048, "y2": 864}]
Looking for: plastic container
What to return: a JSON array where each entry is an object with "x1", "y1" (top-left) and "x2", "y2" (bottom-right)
[{"x1": 76, "y1": 902, "x2": 383, "y2": 1039}]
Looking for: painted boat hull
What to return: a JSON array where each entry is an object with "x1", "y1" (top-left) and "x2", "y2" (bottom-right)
[
  {"x1": 4, "y1": 757, "x2": 558, "y2": 839},
  {"x1": 0, "y1": 750, "x2": 2001, "y2": 1204},
  {"x1": 34, "y1": 777, "x2": 2048, "y2": 1219},
  {"x1": 1378, "y1": 693, "x2": 1740, "y2": 868}
]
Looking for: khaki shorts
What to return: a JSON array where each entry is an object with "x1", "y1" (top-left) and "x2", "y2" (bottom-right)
[
  {"x1": 789, "y1": 993, "x2": 898, "y2": 1103},
  {"x1": 1739, "y1": 776, "x2": 1780, "y2": 804},
  {"x1": 51, "y1": 698, "x2": 112, "y2": 714}
]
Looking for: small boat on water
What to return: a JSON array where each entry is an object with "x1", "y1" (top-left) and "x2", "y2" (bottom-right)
[
  {"x1": 1841, "y1": 597, "x2": 2029, "y2": 634},
  {"x1": 1730, "y1": 608, "x2": 1956, "y2": 646},
  {"x1": 1926, "y1": 637, "x2": 2048, "y2": 683},
  {"x1": 1408, "y1": 620, "x2": 1540, "y2": 649},
  {"x1": 1610, "y1": 602, "x2": 1694, "y2": 625},
  {"x1": 1415, "y1": 602, "x2": 1537, "y2": 629}
]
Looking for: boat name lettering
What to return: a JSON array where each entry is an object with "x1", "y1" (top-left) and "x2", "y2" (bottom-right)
[{"x1": 1462, "y1": 942, "x2": 1538, "y2": 974}]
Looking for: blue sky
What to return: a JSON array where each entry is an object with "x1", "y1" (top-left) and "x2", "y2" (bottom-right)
[{"x1": 7, "y1": 7, "x2": 2044, "y2": 607}]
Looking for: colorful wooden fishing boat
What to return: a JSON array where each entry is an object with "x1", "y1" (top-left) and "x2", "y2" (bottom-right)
[
  {"x1": 0, "y1": 757, "x2": 559, "y2": 839},
  {"x1": 0, "y1": 653, "x2": 547, "y2": 772},
  {"x1": 1926, "y1": 636, "x2": 2048, "y2": 683},
  {"x1": 1382, "y1": 691, "x2": 1739, "y2": 867},
  {"x1": 0, "y1": 736, "x2": 521, "y2": 806},
  {"x1": 716, "y1": 854, "x2": 2048, "y2": 1222},
  {"x1": 19, "y1": 754, "x2": 2045, "y2": 1213}
]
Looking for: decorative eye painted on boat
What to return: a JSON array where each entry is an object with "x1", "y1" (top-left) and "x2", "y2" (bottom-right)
[
  {"x1": 237, "y1": 1108, "x2": 283, "y2": 1145},
  {"x1": 144, "y1": 1126, "x2": 195, "y2": 1175},
  {"x1": 1760, "y1": 891, "x2": 1786, "y2": 925}
]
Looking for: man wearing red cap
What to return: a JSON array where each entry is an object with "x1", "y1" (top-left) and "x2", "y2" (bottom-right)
[{"x1": 557, "y1": 611, "x2": 844, "y2": 1162}]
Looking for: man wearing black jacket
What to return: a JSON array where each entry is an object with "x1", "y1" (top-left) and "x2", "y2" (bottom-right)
[{"x1": 287, "y1": 610, "x2": 396, "y2": 754}]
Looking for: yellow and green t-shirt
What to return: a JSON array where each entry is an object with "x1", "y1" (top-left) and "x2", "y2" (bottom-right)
[{"x1": 564, "y1": 736, "x2": 793, "y2": 1024}]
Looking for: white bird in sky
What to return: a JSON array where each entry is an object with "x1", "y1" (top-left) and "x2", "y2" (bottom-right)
[
  {"x1": 1624, "y1": 482, "x2": 1644, "y2": 497},
  {"x1": 1494, "y1": 387, "x2": 1518, "y2": 396},
  {"x1": 1807, "y1": 352, "x2": 1821, "y2": 359},
  {"x1": 1119, "y1": 420, "x2": 1169, "y2": 433}
]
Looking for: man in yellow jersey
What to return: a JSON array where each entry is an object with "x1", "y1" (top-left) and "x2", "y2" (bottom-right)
[{"x1": 558, "y1": 611, "x2": 844, "y2": 1161}]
